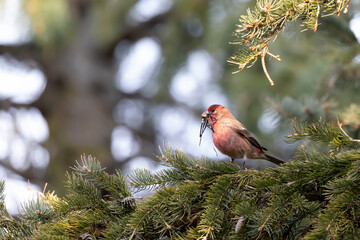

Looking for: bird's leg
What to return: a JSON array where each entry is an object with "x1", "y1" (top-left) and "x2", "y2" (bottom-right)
[
  {"x1": 231, "y1": 157, "x2": 235, "y2": 163},
  {"x1": 242, "y1": 155, "x2": 247, "y2": 171}
]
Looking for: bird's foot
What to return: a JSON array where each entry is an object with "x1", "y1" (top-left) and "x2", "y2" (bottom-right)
[
  {"x1": 241, "y1": 158, "x2": 247, "y2": 170},
  {"x1": 240, "y1": 167, "x2": 248, "y2": 171}
]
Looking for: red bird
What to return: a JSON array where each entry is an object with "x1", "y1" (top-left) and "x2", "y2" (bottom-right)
[{"x1": 201, "y1": 104, "x2": 284, "y2": 166}]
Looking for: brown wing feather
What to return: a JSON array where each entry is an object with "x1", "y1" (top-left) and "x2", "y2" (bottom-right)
[{"x1": 234, "y1": 128, "x2": 268, "y2": 152}]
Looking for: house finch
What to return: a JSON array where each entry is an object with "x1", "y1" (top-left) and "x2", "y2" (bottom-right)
[{"x1": 200, "y1": 104, "x2": 284, "y2": 166}]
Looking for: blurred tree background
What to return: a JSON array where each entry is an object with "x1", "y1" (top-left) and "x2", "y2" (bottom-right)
[{"x1": 0, "y1": 0, "x2": 359, "y2": 212}]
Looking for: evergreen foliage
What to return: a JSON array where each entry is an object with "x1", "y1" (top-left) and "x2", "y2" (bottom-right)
[
  {"x1": 228, "y1": 0, "x2": 351, "y2": 85},
  {"x1": 0, "y1": 181, "x2": 32, "y2": 239},
  {"x1": 1, "y1": 118, "x2": 360, "y2": 239}
]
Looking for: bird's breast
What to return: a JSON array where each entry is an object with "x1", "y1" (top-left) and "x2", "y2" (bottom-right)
[{"x1": 212, "y1": 125, "x2": 249, "y2": 158}]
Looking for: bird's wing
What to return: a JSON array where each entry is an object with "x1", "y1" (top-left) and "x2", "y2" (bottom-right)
[
  {"x1": 222, "y1": 118, "x2": 268, "y2": 152},
  {"x1": 234, "y1": 127, "x2": 268, "y2": 152}
]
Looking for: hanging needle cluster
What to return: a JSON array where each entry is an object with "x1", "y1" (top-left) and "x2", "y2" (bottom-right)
[{"x1": 228, "y1": 0, "x2": 351, "y2": 85}]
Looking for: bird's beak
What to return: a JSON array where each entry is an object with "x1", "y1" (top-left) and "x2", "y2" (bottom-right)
[{"x1": 201, "y1": 111, "x2": 210, "y2": 118}]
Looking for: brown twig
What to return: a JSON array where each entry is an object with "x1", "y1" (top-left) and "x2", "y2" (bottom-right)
[
  {"x1": 261, "y1": 47, "x2": 275, "y2": 86},
  {"x1": 337, "y1": 114, "x2": 360, "y2": 143},
  {"x1": 314, "y1": 4, "x2": 320, "y2": 32}
]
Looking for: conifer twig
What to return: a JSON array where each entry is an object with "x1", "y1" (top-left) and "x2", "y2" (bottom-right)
[
  {"x1": 155, "y1": 209, "x2": 172, "y2": 230},
  {"x1": 129, "y1": 228, "x2": 138, "y2": 240},
  {"x1": 261, "y1": 47, "x2": 274, "y2": 86},
  {"x1": 337, "y1": 114, "x2": 360, "y2": 143},
  {"x1": 258, "y1": 209, "x2": 276, "y2": 232},
  {"x1": 195, "y1": 164, "x2": 223, "y2": 174},
  {"x1": 344, "y1": 0, "x2": 350, "y2": 13},
  {"x1": 161, "y1": 154, "x2": 198, "y2": 172},
  {"x1": 51, "y1": 204, "x2": 93, "y2": 220},
  {"x1": 326, "y1": 211, "x2": 340, "y2": 239},
  {"x1": 314, "y1": 3, "x2": 320, "y2": 32},
  {"x1": 267, "y1": 51, "x2": 281, "y2": 62}
]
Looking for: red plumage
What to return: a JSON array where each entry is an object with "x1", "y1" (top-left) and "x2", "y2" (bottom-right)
[{"x1": 201, "y1": 104, "x2": 284, "y2": 166}]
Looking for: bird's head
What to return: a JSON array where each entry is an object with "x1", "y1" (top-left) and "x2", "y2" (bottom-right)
[
  {"x1": 199, "y1": 105, "x2": 232, "y2": 143},
  {"x1": 201, "y1": 104, "x2": 229, "y2": 121}
]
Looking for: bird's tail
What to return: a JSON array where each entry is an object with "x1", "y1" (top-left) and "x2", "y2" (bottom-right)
[{"x1": 264, "y1": 154, "x2": 285, "y2": 165}]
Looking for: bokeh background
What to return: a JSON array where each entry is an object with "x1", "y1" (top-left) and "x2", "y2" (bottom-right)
[{"x1": 0, "y1": 0, "x2": 360, "y2": 214}]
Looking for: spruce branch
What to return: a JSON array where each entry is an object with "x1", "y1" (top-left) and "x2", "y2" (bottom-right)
[
  {"x1": 71, "y1": 155, "x2": 133, "y2": 206},
  {"x1": 229, "y1": 0, "x2": 351, "y2": 84},
  {"x1": 195, "y1": 164, "x2": 223, "y2": 174},
  {"x1": 286, "y1": 118, "x2": 360, "y2": 151},
  {"x1": 197, "y1": 174, "x2": 237, "y2": 239},
  {"x1": 127, "y1": 188, "x2": 177, "y2": 240},
  {"x1": 129, "y1": 168, "x2": 184, "y2": 191},
  {"x1": 3, "y1": 118, "x2": 360, "y2": 239}
]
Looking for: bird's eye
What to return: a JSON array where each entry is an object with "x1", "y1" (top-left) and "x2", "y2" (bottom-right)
[{"x1": 210, "y1": 109, "x2": 215, "y2": 113}]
